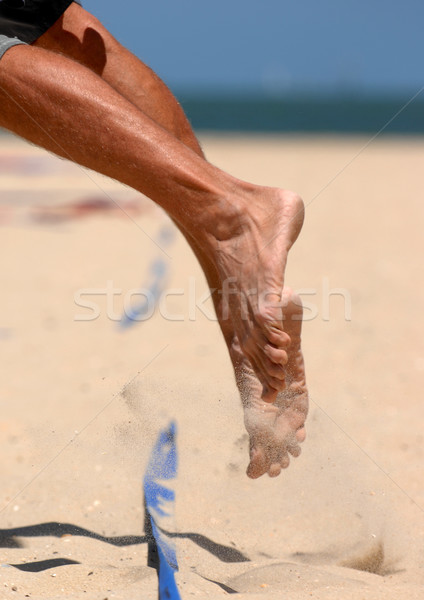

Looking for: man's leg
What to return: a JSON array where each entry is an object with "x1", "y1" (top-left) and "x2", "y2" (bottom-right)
[
  {"x1": 0, "y1": 32, "x2": 306, "y2": 477},
  {"x1": 39, "y1": 6, "x2": 309, "y2": 478}
]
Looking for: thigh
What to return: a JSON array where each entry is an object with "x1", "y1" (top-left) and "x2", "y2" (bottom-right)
[
  {"x1": 33, "y1": 2, "x2": 202, "y2": 153},
  {"x1": 32, "y1": 1, "x2": 110, "y2": 74},
  {"x1": 33, "y1": 3, "x2": 168, "y2": 100}
]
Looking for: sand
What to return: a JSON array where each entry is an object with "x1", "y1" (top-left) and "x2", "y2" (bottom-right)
[{"x1": 0, "y1": 133, "x2": 423, "y2": 599}]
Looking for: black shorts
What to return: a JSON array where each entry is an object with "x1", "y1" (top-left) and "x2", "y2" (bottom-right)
[{"x1": 0, "y1": 0, "x2": 80, "y2": 59}]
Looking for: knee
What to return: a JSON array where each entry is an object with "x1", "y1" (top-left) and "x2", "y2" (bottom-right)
[
  {"x1": 44, "y1": 3, "x2": 109, "y2": 74},
  {"x1": 73, "y1": 10, "x2": 110, "y2": 74}
]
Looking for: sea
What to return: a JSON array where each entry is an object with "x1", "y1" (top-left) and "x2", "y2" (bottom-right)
[{"x1": 178, "y1": 93, "x2": 424, "y2": 135}]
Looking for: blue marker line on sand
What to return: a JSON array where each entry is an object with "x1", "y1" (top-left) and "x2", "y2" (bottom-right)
[
  {"x1": 144, "y1": 422, "x2": 181, "y2": 600},
  {"x1": 120, "y1": 257, "x2": 168, "y2": 328},
  {"x1": 120, "y1": 225, "x2": 175, "y2": 329}
]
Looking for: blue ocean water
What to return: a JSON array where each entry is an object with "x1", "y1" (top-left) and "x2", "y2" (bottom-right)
[{"x1": 179, "y1": 94, "x2": 424, "y2": 134}]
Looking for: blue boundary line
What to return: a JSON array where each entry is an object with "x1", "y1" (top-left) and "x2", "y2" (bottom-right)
[
  {"x1": 143, "y1": 421, "x2": 182, "y2": 600},
  {"x1": 120, "y1": 225, "x2": 175, "y2": 329}
]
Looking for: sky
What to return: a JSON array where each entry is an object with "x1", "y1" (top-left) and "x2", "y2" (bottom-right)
[{"x1": 87, "y1": 0, "x2": 423, "y2": 97}]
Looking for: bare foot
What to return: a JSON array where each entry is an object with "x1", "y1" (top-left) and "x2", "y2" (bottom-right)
[
  {"x1": 231, "y1": 289, "x2": 308, "y2": 478},
  {"x1": 211, "y1": 187, "x2": 304, "y2": 402},
  {"x1": 176, "y1": 187, "x2": 307, "y2": 478}
]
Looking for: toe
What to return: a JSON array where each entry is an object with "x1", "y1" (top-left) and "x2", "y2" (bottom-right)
[
  {"x1": 295, "y1": 426, "x2": 306, "y2": 444},
  {"x1": 267, "y1": 376, "x2": 286, "y2": 391},
  {"x1": 265, "y1": 327, "x2": 291, "y2": 348},
  {"x1": 287, "y1": 427, "x2": 306, "y2": 457},
  {"x1": 241, "y1": 338, "x2": 288, "y2": 399},
  {"x1": 246, "y1": 447, "x2": 268, "y2": 479},
  {"x1": 264, "y1": 358, "x2": 286, "y2": 380},
  {"x1": 268, "y1": 463, "x2": 281, "y2": 477},
  {"x1": 288, "y1": 443, "x2": 302, "y2": 458},
  {"x1": 264, "y1": 344, "x2": 289, "y2": 366},
  {"x1": 258, "y1": 358, "x2": 287, "y2": 397},
  {"x1": 268, "y1": 453, "x2": 290, "y2": 477},
  {"x1": 280, "y1": 454, "x2": 290, "y2": 469},
  {"x1": 246, "y1": 356, "x2": 281, "y2": 402}
]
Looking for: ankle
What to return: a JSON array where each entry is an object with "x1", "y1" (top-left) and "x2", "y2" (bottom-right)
[{"x1": 198, "y1": 184, "x2": 255, "y2": 245}]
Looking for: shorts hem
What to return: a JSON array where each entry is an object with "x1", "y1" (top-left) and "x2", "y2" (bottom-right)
[{"x1": 0, "y1": 35, "x2": 26, "y2": 60}]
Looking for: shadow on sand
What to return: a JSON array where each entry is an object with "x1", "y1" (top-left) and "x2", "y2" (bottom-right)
[{"x1": 0, "y1": 521, "x2": 249, "y2": 573}]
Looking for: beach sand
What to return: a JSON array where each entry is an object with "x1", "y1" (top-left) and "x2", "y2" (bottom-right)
[{"x1": 0, "y1": 133, "x2": 423, "y2": 599}]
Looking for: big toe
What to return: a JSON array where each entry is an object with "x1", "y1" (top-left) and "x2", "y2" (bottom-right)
[{"x1": 246, "y1": 447, "x2": 268, "y2": 479}]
